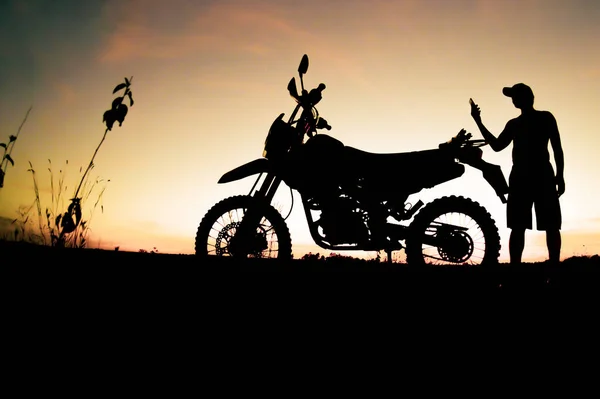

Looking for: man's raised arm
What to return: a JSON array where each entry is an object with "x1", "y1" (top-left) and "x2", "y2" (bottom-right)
[{"x1": 470, "y1": 100, "x2": 514, "y2": 152}]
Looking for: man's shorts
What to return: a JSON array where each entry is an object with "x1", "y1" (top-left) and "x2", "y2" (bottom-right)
[{"x1": 506, "y1": 168, "x2": 562, "y2": 231}]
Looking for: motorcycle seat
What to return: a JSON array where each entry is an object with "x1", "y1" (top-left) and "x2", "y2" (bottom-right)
[{"x1": 344, "y1": 146, "x2": 447, "y2": 172}]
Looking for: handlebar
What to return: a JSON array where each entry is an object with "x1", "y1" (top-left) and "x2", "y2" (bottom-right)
[
  {"x1": 316, "y1": 117, "x2": 331, "y2": 130},
  {"x1": 439, "y1": 129, "x2": 488, "y2": 150},
  {"x1": 307, "y1": 83, "x2": 326, "y2": 107},
  {"x1": 301, "y1": 83, "x2": 331, "y2": 134}
]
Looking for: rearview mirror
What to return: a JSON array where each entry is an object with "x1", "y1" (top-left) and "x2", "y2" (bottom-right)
[
  {"x1": 298, "y1": 54, "x2": 309, "y2": 75},
  {"x1": 287, "y1": 77, "x2": 299, "y2": 99}
]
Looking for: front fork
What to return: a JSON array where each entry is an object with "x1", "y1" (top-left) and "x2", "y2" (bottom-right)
[
  {"x1": 230, "y1": 173, "x2": 283, "y2": 256},
  {"x1": 249, "y1": 172, "x2": 282, "y2": 202}
]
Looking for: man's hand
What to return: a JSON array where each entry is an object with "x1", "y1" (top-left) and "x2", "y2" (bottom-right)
[
  {"x1": 469, "y1": 98, "x2": 482, "y2": 123},
  {"x1": 556, "y1": 175, "x2": 565, "y2": 197}
]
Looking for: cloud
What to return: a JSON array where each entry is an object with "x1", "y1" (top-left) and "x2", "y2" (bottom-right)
[
  {"x1": 96, "y1": 0, "x2": 378, "y2": 90},
  {"x1": 98, "y1": 1, "x2": 310, "y2": 63},
  {"x1": 54, "y1": 81, "x2": 77, "y2": 105}
]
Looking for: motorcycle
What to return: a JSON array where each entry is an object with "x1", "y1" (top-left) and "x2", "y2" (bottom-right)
[{"x1": 195, "y1": 54, "x2": 509, "y2": 265}]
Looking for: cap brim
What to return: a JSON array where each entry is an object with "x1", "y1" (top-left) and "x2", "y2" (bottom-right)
[{"x1": 502, "y1": 87, "x2": 513, "y2": 97}]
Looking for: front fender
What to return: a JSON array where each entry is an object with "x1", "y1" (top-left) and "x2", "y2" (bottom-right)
[{"x1": 218, "y1": 158, "x2": 272, "y2": 184}]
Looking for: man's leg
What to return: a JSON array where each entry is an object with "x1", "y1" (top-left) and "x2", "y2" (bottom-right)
[
  {"x1": 534, "y1": 180, "x2": 562, "y2": 263},
  {"x1": 546, "y1": 229, "x2": 561, "y2": 263},
  {"x1": 506, "y1": 179, "x2": 531, "y2": 265},
  {"x1": 509, "y1": 228, "x2": 526, "y2": 265}
]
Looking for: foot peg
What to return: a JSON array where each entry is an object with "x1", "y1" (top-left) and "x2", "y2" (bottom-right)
[
  {"x1": 405, "y1": 200, "x2": 424, "y2": 218},
  {"x1": 392, "y1": 200, "x2": 424, "y2": 220}
]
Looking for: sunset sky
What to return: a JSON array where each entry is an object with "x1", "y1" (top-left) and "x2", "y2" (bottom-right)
[{"x1": 1, "y1": 0, "x2": 599, "y2": 262}]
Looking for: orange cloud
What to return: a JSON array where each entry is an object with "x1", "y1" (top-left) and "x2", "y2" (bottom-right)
[
  {"x1": 97, "y1": 0, "x2": 378, "y2": 90},
  {"x1": 53, "y1": 82, "x2": 77, "y2": 105},
  {"x1": 98, "y1": 1, "x2": 309, "y2": 62}
]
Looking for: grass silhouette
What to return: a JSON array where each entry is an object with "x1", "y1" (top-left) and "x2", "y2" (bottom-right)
[{"x1": 11, "y1": 159, "x2": 109, "y2": 247}]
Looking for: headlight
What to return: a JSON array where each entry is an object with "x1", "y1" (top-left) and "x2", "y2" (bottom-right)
[{"x1": 263, "y1": 116, "x2": 294, "y2": 160}]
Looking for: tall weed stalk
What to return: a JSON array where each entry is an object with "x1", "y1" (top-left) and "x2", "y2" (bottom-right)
[{"x1": 0, "y1": 106, "x2": 32, "y2": 188}]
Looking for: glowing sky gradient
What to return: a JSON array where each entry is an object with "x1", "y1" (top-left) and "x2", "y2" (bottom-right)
[{"x1": 1, "y1": 0, "x2": 599, "y2": 261}]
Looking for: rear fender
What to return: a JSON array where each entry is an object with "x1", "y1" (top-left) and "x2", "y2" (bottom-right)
[
  {"x1": 218, "y1": 158, "x2": 271, "y2": 184},
  {"x1": 465, "y1": 159, "x2": 509, "y2": 203}
]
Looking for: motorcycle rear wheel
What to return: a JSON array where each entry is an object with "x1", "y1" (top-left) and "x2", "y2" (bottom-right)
[
  {"x1": 405, "y1": 195, "x2": 500, "y2": 266},
  {"x1": 195, "y1": 195, "x2": 292, "y2": 260}
]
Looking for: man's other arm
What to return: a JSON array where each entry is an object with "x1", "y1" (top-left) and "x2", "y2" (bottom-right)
[{"x1": 548, "y1": 112, "x2": 565, "y2": 196}]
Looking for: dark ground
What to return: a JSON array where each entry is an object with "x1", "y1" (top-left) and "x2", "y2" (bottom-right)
[
  {"x1": 3, "y1": 239, "x2": 597, "y2": 387},
  {"x1": 2, "y1": 240, "x2": 599, "y2": 293},
  {"x1": 3, "y1": 239, "x2": 599, "y2": 354}
]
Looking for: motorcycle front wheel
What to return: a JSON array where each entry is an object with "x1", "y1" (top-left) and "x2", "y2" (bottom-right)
[
  {"x1": 405, "y1": 195, "x2": 501, "y2": 266},
  {"x1": 195, "y1": 195, "x2": 292, "y2": 260}
]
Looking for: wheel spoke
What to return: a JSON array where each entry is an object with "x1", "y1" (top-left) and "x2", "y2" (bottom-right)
[
  {"x1": 409, "y1": 200, "x2": 497, "y2": 266},
  {"x1": 197, "y1": 199, "x2": 289, "y2": 260}
]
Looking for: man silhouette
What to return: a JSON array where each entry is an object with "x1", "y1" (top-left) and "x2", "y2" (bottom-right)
[{"x1": 470, "y1": 83, "x2": 565, "y2": 264}]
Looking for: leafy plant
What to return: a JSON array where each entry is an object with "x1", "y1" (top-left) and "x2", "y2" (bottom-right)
[
  {"x1": 49, "y1": 77, "x2": 134, "y2": 247},
  {"x1": 14, "y1": 78, "x2": 134, "y2": 248},
  {"x1": 0, "y1": 106, "x2": 32, "y2": 188}
]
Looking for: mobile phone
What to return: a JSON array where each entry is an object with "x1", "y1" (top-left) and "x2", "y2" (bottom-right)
[{"x1": 469, "y1": 98, "x2": 475, "y2": 106}]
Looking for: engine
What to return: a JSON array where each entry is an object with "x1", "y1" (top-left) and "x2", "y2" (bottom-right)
[{"x1": 315, "y1": 196, "x2": 370, "y2": 245}]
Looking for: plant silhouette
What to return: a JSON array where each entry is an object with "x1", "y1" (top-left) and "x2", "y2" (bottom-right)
[
  {"x1": 48, "y1": 77, "x2": 135, "y2": 247},
  {"x1": 21, "y1": 159, "x2": 109, "y2": 247},
  {"x1": 0, "y1": 106, "x2": 32, "y2": 188}
]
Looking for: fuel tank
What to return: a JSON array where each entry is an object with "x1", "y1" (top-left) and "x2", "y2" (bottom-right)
[{"x1": 280, "y1": 134, "x2": 345, "y2": 195}]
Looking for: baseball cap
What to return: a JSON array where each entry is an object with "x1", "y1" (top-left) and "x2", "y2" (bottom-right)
[{"x1": 502, "y1": 83, "x2": 534, "y2": 99}]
